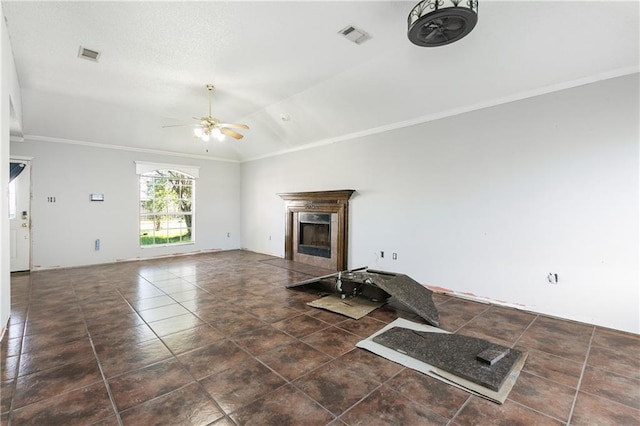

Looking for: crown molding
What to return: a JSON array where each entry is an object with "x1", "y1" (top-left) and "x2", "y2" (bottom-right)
[
  {"x1": 243, "y1": 66, "x2": 639, "y2": 163},
  {"x1": 21, "y1": 134, "x2": 240, "y2": 163}
]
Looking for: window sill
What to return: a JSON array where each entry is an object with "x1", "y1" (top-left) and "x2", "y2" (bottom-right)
[{"x1": 140, "y1": 242, "x2": 195, "y2": 249}]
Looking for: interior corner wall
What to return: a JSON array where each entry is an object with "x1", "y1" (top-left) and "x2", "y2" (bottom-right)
[
  {"x1": 241, "y1": 74, "x2": 640, "y2": 334},
  {"x1": 9, "y1": 140, "x2": 242, "y2": 270},
  {"x1": 0, "y1": 9, "x2": 19, "y2": 335}
]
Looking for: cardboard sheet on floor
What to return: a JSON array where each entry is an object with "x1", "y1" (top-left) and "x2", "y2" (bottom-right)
[
  {"x1": 307, "y1": 294, "x2": 385, "y2": 320},
  {"x1": 356, "y1": 318, "x2": 527, "y2": 404}
]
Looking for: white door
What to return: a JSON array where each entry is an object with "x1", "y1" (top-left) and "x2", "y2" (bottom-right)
[{"x1": 9, "y1": 161, "x2": 30, "y2": 272}]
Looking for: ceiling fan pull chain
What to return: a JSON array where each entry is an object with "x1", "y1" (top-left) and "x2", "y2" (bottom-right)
[{"x1": 208, "y1": 84, "x2": 213, "y2": 118}]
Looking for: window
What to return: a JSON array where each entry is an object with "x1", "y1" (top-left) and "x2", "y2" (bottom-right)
[{"x1": 139, "y1": 170, "x2": 194, "y2": 246}]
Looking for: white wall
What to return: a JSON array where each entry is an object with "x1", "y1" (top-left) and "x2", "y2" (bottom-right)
[
  {"x1": 10, "y1": 140, "x2": 241, "y2": 269},
  {"x1": 1, "y1": 7, "x2": 21, "y2": 335},
  {"x1": 241, "y1": 74, "x2": 639, "y2": 334}
]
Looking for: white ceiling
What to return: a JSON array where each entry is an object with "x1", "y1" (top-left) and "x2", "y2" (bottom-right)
[{"x1": 3, "y1": 1, "x2": 638, "y2": 162}]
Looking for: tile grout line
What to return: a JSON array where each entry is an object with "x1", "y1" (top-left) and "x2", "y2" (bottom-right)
[
  {"x1": 565, "y1": 325, "x2": 596, "y2": 424},
  {"x1": 512, "y1": 313, "x2": 601, "y2": 368},
  {"x1": 5, "y1": 272, "x2": 33, "y2": 425},
  {"x1": 507, "y1": 398, "x2": 571, "y2": 424},
  {"x1": 451, "y1": 302, "x2": 493, "y2": 334},
  {"x1": 284, "y1": 379, "x2": 338, "y2": 424},
  {"x1": 516, "y1": 367, "x2": 579, "y2": 392},
  {"x1": 376, "y1": 364, "x2": 482, "y2": 425},
  {"x1": 447, "y1": 394, "x2": 472, "y2": 426},
  {"x1": 377, "y1": 367, "x2": 471, "y2": 425},
  {"x1": 278, "y1": 344, "x2": 354, "y2": 421},
  {"x1": 73, "y1": 283, "x2": 124, "y2": 426},
  {"x1": 509, "y1": 313, "x2": 581, "y2": 424},
  {"x1": 335, "y1": 380, "x2": 388, "y2": 422},
  {"x1": 208, "y1": 337, "x2": 295, "y2": 422},
  {"x1": 335, "y1": 364, "x2": 449, "y2": 425},
  {"x1": 510, "y1": 313, "x2": 539, "y2": 349}
]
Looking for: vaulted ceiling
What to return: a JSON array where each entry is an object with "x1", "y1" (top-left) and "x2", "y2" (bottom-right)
[{"x1": 3, "y1": 1, "x2": 638, "y2": 162}]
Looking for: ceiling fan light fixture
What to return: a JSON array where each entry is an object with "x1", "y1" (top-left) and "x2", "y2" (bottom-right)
[
  {"x1": 193, "y1": 127, "x2": 210, "y2": 141},
  {"x1": 408, "y1": 0, "x2": 478, "y2": 47},
  {"x1": 211, "y1": 127, "x2": 224, "y2": 141},
  {"x1": 194, "y1": 125, "x2": 225, "y2": 142}
]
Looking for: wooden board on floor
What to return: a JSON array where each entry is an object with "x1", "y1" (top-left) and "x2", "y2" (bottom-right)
[{"x1": 307, "y1": 294, "x2": 385, "y2": 320}]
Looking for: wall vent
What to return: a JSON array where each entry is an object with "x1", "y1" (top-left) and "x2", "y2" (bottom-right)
[
  {"x1": 338, "y1": 25, "x2": 371, "y2": 44},
  {"x1": 78, "y1": 46, "x2": 101, "y2": 62}
]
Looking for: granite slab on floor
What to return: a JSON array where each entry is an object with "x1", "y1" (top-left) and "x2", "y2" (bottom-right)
[
  {"x1": 372, "y1": 327, "x2": 523, "y2": 391},
  {"x1": 356, "y1": 318, "x2": 528, "y2": 404},
  {"x1": 367, "y1": 271, "x2": 440, "y2": 327}
]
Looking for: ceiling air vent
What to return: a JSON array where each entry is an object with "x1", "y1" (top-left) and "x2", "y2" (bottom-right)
[
  {"x1": 78, "y1": 46, "x2": 101, "y2": 62},
  {"x1": 338, "y1": 25, "x2": 371, "y2": 44}
]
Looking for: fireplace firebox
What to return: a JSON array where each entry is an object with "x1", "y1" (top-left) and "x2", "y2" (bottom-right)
[{"x1": 298, "y1": 213, "x2": 331, "y2": 258}]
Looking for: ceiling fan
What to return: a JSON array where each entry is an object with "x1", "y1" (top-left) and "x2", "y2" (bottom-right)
[
  {"x1": 165, "y1": 84, "x2": 249, "y2": 141},
  {"x1": 407, "y1": 0, "x2": 478, "y2": 47}
]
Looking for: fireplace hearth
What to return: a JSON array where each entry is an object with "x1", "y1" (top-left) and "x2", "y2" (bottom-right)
[{"x1": 278, "y1": 190, "x2": 355, "y2": 271}]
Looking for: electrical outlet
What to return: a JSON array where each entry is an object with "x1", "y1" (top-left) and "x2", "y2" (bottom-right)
[
  {"x1": 547, "y1": 273, "x2": 558, "y2": 284},
  {"x1": 95, "y1": 239, "x2": 100, "y2": 251},
  {"x1": 392, "y1": 253, "x2": 398, "y2": 260},
  {"x1": 380, "y1": 251, "x2": 384, "y2": 258},
  {"x1": 227, "y1": 232, "x2": 231, "y2": 238}
]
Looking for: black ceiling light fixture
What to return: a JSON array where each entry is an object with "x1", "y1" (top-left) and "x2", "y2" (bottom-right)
[{"x1": 408, "y1": 0, "x2": 478, "y2": 47}]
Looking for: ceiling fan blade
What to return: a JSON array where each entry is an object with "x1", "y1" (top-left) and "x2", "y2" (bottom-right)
[
  {"x1": 162, "y1": 123, "x2": 198, "y2": 128},
  {"x1": 442, "y1": 18, "x2": 463, "y2": 31},
  {"x1": 423, "y1": 27, "x2": 441, "y2": 41},
  {"x1": 218, "y1": 123, "x2": 249, "y2": 130},
  {"x1": 220, "y1": 127, "x2": 244, "y2": 139}
]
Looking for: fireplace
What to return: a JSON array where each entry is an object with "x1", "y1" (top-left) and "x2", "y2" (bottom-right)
[
  {"x1": 298, "y1": 213, "x2": 331, "y2": 258},
  {"x1": 279, "y1": 190, "x2": 355, "y2": 271}
]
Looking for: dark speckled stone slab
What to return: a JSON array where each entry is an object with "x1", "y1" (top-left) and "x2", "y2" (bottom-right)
[
  {"x1": 372, "y1": 327, "x2": 523, "y2": 391},
  {"x1": 368, "y1": 272, "x2": 439, "y2": 327}
]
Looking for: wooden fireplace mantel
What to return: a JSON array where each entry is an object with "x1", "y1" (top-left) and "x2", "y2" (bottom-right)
[
  {"x1": 278, "y1": 190, "x2": 355, "y2": 271},
  {"x1": 278, "y1": 190, "x2": 355, "y2": 203}
]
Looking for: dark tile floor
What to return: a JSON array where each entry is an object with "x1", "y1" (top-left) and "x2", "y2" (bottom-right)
[{"x1": 1, "y1": 250, "x2": 639, "y2": 425}]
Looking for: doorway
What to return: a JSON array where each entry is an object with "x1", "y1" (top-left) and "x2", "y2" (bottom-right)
[{"x1": 9, "y1": 160, "x2": 30, "y2": 272}]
